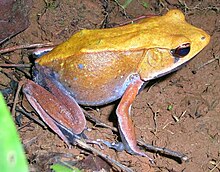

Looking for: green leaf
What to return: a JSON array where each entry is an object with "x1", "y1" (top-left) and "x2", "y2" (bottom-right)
[
  {"x1": 167, "y1": 104, "x2": 173, "y2": 111},
  {"x1": 0, "y1": 93, "x2": 28, "y2": 172},
  {"x1": 122, "y1": 0, "x2": 133, "y2": 9},
  {"x1": 141, "y1": 1, "x2": 148, "y2": 8},
  {"x1": 51, "y1": 163, "x2": 82, "y2": 172}
]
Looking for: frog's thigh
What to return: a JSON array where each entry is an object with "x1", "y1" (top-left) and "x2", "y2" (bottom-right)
[
  {"x1": 23, "y1": 80, "x2": 72, "y2": 146},
  {"x1": 23, "y1": 79, "x2": 86, "y2": 146},
  {"x1": 42, "y1": 74, "x2": 86, "y2": 135},
  {"x1": 116, "y1": 77, "x2": 145, "y2": 154}
]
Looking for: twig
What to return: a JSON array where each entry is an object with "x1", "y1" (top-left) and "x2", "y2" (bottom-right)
[
  {"x1": 75, "y1": 138, "x2": 134, "y2": 172},
  {"x1": 138, "y1": 140, "x2": 188, "y2": 162},
  {"x1": 0, "y1": 63, "x2": 31, "y2": 68},
  {"x1": 16, "y1": 105, "x2": 46, "y2": 129},
  {"x1": 83, "y1": 109, "x2": 118, "y2": 132},
  {"x1": 23, "y1": 135, "x2": 41, "y2": 148},
  {"x1": 113, "y1": 0, "x2": 128, "y2": 16},
  {"x1": 12, "y1": 80, "x2": 46, "y2": 129},
  {"x1": 210, "y1": 160, "x2": 220, "y2": 172},
  {"x1": 118, "y1": 15, "x2": 156, "y2": 26},
  {"x1": 147, "y1": 103, "x2": 159, "y2": 134},
  {"x1": 100, "y1": 0, "x2": 109, "y2": 28},
  {"x1": 11, "y1": 81, "x2": 23, "y2": 117},
  {"x1": 0, "y1": 43, "x2": 54, "y2": 54},
  {"x1": 0, "y1": 56, "x2": 32, "y2": 78},
  {"x1": 192, "y1": 55, "x2": 220, "y2": 74}
]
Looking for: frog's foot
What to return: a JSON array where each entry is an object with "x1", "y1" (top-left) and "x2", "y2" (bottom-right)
[
  {"x1": 97, "y1": 139, "x2": 125, "y2": 151},
  {"x1": 84, "y1": 139, "x2": 104, "y2": 149},
  {"x1": 99, "y1": 139, "x2": 154, "y2": 163}
]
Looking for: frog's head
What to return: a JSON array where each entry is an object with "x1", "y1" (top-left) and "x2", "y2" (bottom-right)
[{"x1": 138, "y1": 9, "x2": 210, "y2": 80}]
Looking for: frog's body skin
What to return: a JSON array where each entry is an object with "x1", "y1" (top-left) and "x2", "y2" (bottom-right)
[{"x1": 23, "y1": 9, "x2": 210, "y2": 160}]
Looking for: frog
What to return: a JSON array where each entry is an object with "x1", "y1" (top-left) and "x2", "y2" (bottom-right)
[{"x1": 23, "y1": 9, "x2": 210, "y2": 161}]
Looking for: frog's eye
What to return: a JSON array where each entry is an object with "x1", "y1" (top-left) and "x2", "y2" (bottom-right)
[{"x1": 171, "y1": 43, "x2": 190, "y2": 58}]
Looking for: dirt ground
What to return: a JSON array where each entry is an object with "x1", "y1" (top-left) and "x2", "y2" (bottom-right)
[{"x1": 0, "y1": 0, "x2": 220, "y2": 172}]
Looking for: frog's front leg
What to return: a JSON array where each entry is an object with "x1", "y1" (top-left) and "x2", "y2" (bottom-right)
[
  {"x1": 23, "y1": 79, "x2": 86, "y2": 147},
  {"x1": 116, "y1": 75, "x2": 153, "y2": 161}
]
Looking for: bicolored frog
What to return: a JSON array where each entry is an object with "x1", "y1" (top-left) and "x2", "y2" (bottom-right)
[{"x1": 23, "y1": 9, "x2": 210, "y2": 160}]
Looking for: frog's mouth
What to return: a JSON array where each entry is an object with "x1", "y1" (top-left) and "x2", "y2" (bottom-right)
[{"x1": 153, "y1": 56, "x2": 193, "y2": 79}]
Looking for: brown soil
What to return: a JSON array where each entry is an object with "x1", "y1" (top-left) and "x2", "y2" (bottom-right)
[{"x1": 1, "y1": 0, "x2": 219, "y2": 172}]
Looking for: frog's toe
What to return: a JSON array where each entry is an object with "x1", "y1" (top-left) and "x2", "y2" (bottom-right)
[
  {"x1": 98, "y1": 139, "x2": 154, "y2": 163},
  {"x1": 85, "y1": 139, "x2": 104, "y2": 149},
  {"x1": 98, "y1": 139, "x2": 125, "y2": 152},
  {"x1": 125, "y1": 145, "x2": 154, "y2": 163}
]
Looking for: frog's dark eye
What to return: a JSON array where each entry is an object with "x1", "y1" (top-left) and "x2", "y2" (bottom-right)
[{"x1": 171, "y1": 43, "x2": 190, "y2": 58}]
